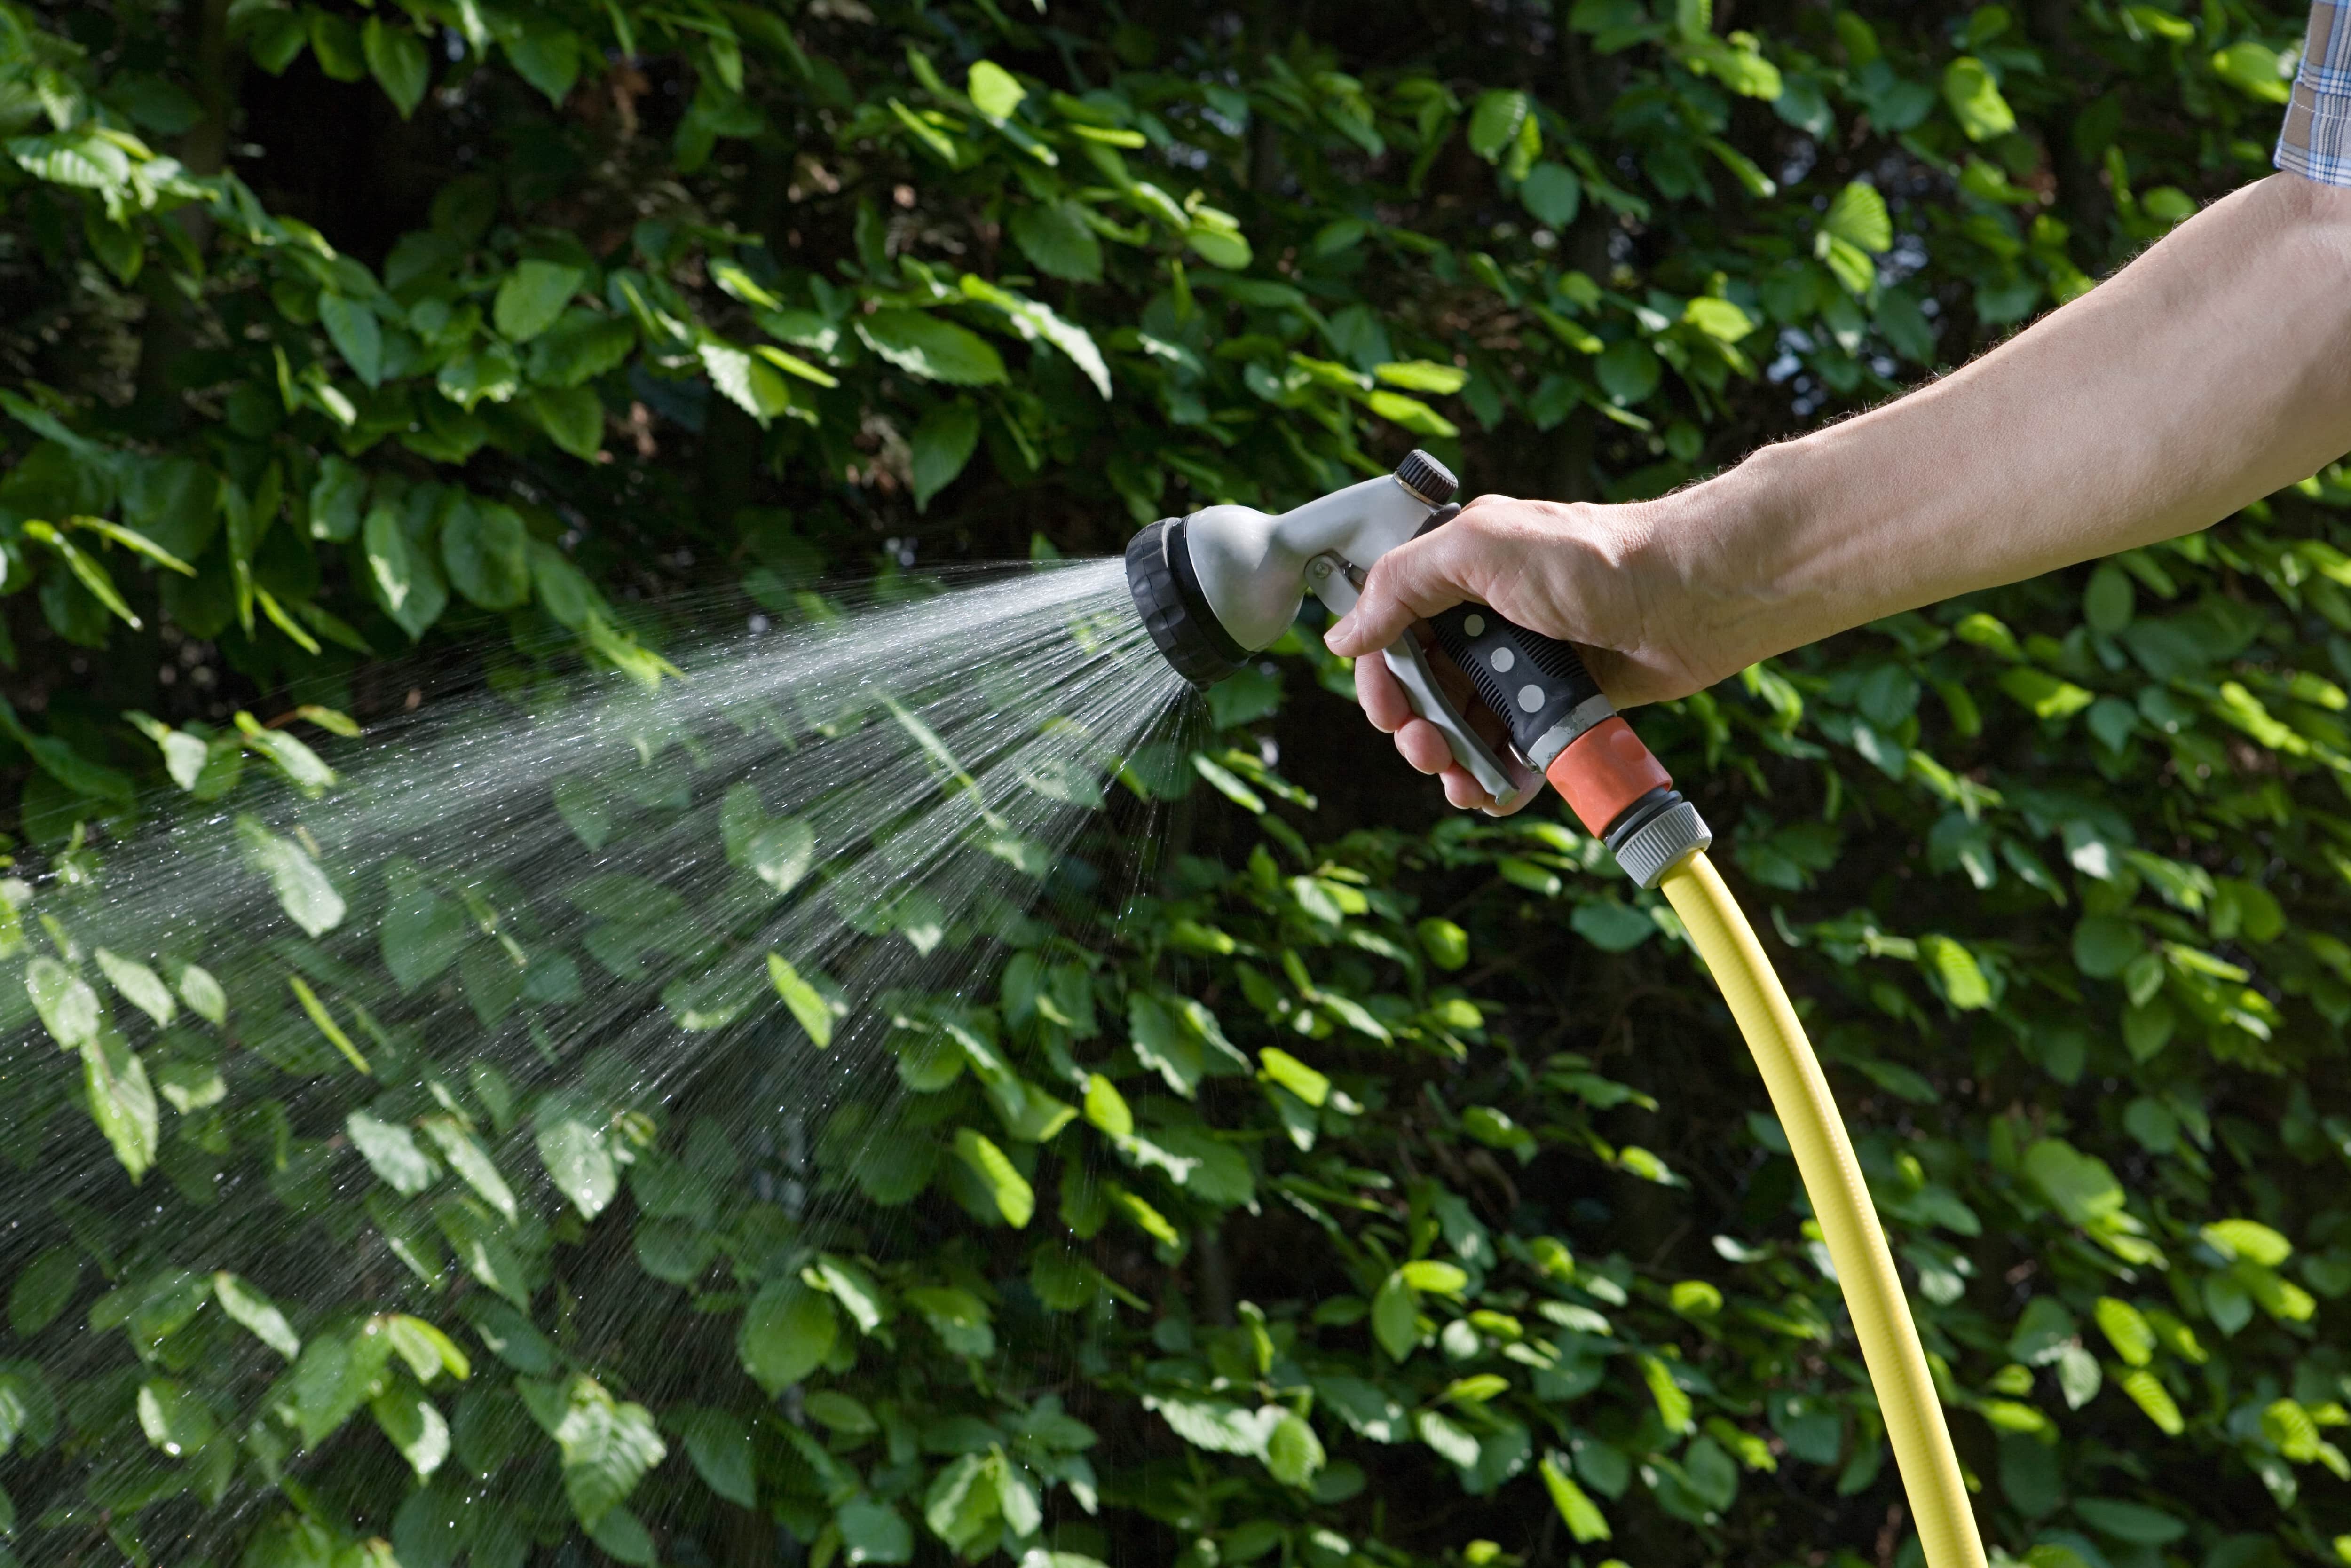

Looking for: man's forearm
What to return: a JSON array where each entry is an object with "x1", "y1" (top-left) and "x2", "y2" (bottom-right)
[{"x1": 1647, "y1": 173, "x2": 2351, "y2": 671}]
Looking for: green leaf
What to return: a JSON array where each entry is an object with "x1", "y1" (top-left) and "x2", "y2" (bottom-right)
[
  {"x1": 8, "y1": 129, "x2": 132, "y2": 193},
  {"x1": 1998, "y1": 665, "x2": 2096, "y2": 720},
  {"x1": 522, "y1": 1374, "x2": 668, "y2": 1526},
  {"x1": 505, "y1": 23, "x2": 581, "y2": 106},
  {"x1": 363, "y1": 504, "x2": 449, "y2": 640},
  {"x1": 1009, "y1": 201, "x2": 1103, "y2": 282},
  {"x1": 737, "y1": 1280, "x2": 838, "y2": 1394},
  {"x1": 2201, "y1": 1218, "x2": 2292, "y2": 1266},
  {"x1": 1822, "y1": 181, "x2": 1893, "y2": 252},
  {"x1": 10, "y1": 1248, "x2": 79, "y2": 1335},
  {"x1": 1418, "y1": 917, "x2": 1469, "y2": 969},
  {"x1": 362, "y1": 16, "x2": 430, "y2": 118},
  {"x1": 2211, "y1": 40, "x2": 2293, "y2": 102},
  {"x1": 236, "y1": 815, "x2": 346, "y2": 936},
  {"x1": 1258, "y1": 1046, "x2": 1330, "y2": 1106},
  {"x1": 905, "y1": 1285, "x2": 996, "y2": 1356},
  {"x1": 1683, "y1": 296, "x2": 1755, "y2": 341},
  {"x1": 676, "y1": 1406, "x2": 756, "y2": 1506},
  {"x1": 1399, "y1": 1259, "x2": 1468, "y2": 1293},
  {"x1": 318, "y1": 294, "x2": 383, "y2": 387},
  {"x1": 967, "y1": 60, "x2": 1026, "y2": 119},
  {"x1": 1145, "y1": 1395, "x2": 1276, "y2": 1455},
  {"x1": 856, "y1": 310, "x2": 1007, "y2": 386},
  {"x1": 700, "y1": 340, "x2": 797, "y2": 425},
  {"x1": 2023, "y1": 1138, "x2": 2124, "y2": 1226},
  {"x1": 954, "y1": 1127, "x2": 1035, "y2": 1226},
  {"x1": 25, "y1": 956, "x2": 100, "y2": 1049},
  {"x1": 1265, "y1": 1412, "x2": 1326, "y2": 1487},
  {"x1": 213, "y1": 1272, "x2": 301, "y2": 1359},
  {"x1": 1641, "y1": 1354, "x2": 1695, "y2": 1434},
  {"x1": 1540, "y1": 1452, "x2": 1613, "y2": 1542},
  {"x1": 1572, "y1": 900, "x2": 1654, "y2": 951},
  {"x1": 2084, "y1": 563, "x2": 2135, "y2": 633},
  {"x1": 1373, "y1": 360, "x2": 1469, "y2": 395},
  {"x1": 528, "y1": 386, "x2": 605, "y2": 459},
  {"x1": 420, "y1": 1117, "x2": 518, "y2": 1222},
  {"x1": 910, "y1": 401, "x2": 981, "y2": 512},
  {"x1": 528, "y1": 310, "x2": 638, "y2": 387},
  {"x1": 536, "y1": 1096, "x2": 618, "y2": 1219},
  {"x1": 2074, "y1": 1498, "x2": 2186, "y2": 1544},
  {"x1": 2072, "y1": 915, "x2": 2144, "y2": 978},
  {"x1": 371, "y1": 1385, "x2": 450, "y2": 1480},
  {"x1": 767, "y1": 953, "x2": 839, "y2": 1047},
  {"x1": 440, "y1": 498, "x2": 531, "y2": 609},
  {"x1": 384, "y1": 1315, "x2": 468, "y2": 1383},
  {"x1": 808, "y1": 1255, "x2": 888, "y2": 1335},
  {"x1": 176, "y1": 963, "x2": 227, "y2": 1026},
  {"x1": 1466, "y1": 89, "x2": 1531, "y2": 161},
  {"x1": 1082, "y1": 1072, "x2": 1134, "y2": 1136},
  {"x1": 137, "y1": 1377, "x2": 218, "y2": 1458},
  {"x1": 2118, "y1": 1369, "x2": 2184, "y2": 1434},
  {"x1": 382, "y1": 873, "x2": 465, "y2": 994},
  {"x1": 1415, "y1": 1407, "x2": 1482, "y2": 1467},
  {"x1": 1919, "y1": 933, "x2": 1991, "y2": 1009},
  {"x1": 1595, "y1": 339, "x2": 1661, "y2": 405},
  {"x1": 1942, "y1": 56, "x2": 2017, "y2": 140},
  {"x1": 309, "y1": 10, "x2": 367, "y2": 78},
  {"x1": 1519, "y1": 161, "x2": 1582, "y2": 226},
  {"x1": 839, "y1": 1499, "x2": 914, "y2": 1564},
  {"x1": 2093, "y1": 1297, "x2": 2154, "y2": 1367},
  {"x1": 82, "y1": 1032, "x2": 159, "y2": 1181},
  {"x1": 1371, "y1": 1274, "x2": 1420, "y2": 1361}
]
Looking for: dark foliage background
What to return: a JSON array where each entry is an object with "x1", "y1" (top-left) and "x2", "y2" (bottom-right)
[{"x1": 0, "y1": 0, "x2": 2347, "y2": 1566}]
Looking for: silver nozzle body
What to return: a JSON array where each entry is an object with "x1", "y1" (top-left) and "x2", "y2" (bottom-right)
[{"x1": 1180, "y1": 474, "x2": 1434, "y2": 652}]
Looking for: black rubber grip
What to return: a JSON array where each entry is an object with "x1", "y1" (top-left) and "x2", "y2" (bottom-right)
[
  {"x1": 1428, "y1": 603, "x2": 1605, "y2": 760},
  {"x1": 1408, "y1": 505, "x2": 1605, "y2": 759}
]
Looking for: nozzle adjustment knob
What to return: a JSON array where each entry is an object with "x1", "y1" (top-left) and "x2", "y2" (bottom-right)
[{"x1": 1394, "y1": 449, "x2": 1458, "y2": 507}]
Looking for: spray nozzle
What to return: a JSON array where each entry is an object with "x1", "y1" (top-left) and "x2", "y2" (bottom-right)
[{"x1": 1122, "y1": 452, "x2": 1710, "y2": 879}]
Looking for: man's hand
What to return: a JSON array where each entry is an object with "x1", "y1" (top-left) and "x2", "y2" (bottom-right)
[{"x1": 1325, "y1": 492, "x2": 1748, "y2": 810}]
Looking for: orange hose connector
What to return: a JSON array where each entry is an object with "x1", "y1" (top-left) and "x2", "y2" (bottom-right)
[{"x1": 1545, "y1": 716, "x2": 1671, "y2": 835}]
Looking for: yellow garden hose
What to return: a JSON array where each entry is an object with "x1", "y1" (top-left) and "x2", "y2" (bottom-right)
[
  {"x1": 1113, "y1": 451, "x2": 1986, "y2": 1563},
  {"x1": 1657, "y1": 851, "x2": 1987, "y2": 1568}
]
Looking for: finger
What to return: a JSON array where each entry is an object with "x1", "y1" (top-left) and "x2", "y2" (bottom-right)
[
  {"x1": 1324, "y1": 529, "x2": 1477, "y2": 657},
  {"x1": 1355, "y1": 649, "x2": 1414, "y2": 733},
  {"x1": 1477, "y1": 756, "x2": 1545, "y2": 818},
  {"x1": 1440, "y1": 766, "x2": 1497, "y2": 812},
  {"x1": 1393, "y1": 715, "x2": 1459, "y2": 775}
]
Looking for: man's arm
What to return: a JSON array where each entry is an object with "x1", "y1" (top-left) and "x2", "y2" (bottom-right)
[{"x1": 1328, "y1": 173, "x2": 2351, "y2": 809}]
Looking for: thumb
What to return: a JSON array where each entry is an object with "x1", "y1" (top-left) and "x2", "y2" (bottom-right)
[{"x1": 1324, "y1": 530, "x2": 1474, "y2": 657}]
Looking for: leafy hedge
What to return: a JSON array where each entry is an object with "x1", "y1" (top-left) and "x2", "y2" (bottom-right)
[{"x1": 1, "y1": 0, "x2": 2348, "y2": 1567}]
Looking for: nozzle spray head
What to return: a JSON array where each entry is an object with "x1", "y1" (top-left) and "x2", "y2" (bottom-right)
[
  {"x1": 1124, "y1": 452, "x2": 1457, "y2": 689},
  {"x1": 1122, "y1": 450, "x2": 1547, "y2": 805}
]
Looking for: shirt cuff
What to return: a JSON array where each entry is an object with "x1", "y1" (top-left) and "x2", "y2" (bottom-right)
[
  {"x1": 2278, "y1": 1, "x2": 2351, "y2": 184},
  {"x1": 2277, "y1": 78, "x2": 2351, "y2": 184}
]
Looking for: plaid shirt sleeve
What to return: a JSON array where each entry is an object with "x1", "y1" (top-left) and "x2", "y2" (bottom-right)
[{"x1": 2277, "y1": 0, "x2": 2351, "y2": 183}]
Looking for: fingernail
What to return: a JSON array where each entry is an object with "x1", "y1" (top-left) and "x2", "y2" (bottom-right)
[{"x1": 1325, "y1": 612, "x2": 1355, "y2": 646}]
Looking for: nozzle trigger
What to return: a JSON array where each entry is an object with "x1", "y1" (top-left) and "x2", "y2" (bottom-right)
[{"x1": 1306, "y1": 553, "x2": 1539, "y2": 813}]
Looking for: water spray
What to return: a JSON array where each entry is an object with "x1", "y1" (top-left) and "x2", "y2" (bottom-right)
[{"x1": 1125, "y1": 453, "x2": 1988, "y2": 1568}]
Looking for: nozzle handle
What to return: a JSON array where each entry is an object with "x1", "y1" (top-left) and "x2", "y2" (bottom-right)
[
  {"x1": 1426, "y1": 604, "x2": 1612, "y2": 772},
  {"x1": 1307, "y1": 553, "x2": 1539, "y2": 813}
]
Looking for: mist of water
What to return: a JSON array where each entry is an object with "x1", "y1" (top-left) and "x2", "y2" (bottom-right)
[{"x1": 0, "y1": 556, "x2": 1199, "y2": 1552}]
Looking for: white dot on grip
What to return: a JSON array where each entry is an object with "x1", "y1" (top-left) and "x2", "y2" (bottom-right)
[
  {"x1": 1490, "y1": 648, "x2": 1515, "y2": 673},
  {"x1": 1463, "y1": 614, "x2": 1486, "y2": 637},
  {"x1": 1517, "y1": 684, "x2": 1544, "y2": 712}
]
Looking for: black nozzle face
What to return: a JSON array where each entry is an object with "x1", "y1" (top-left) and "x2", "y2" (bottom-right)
[{"x1": 1126, "y1": 518, "x2": 1247, "y2": 689}]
